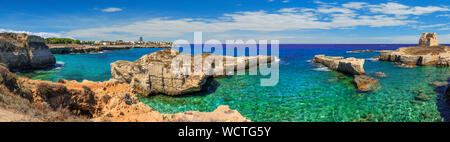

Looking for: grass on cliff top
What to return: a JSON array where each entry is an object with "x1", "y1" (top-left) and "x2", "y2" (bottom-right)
[{"x1": 403, "y1": 45, "x2": 449, "y2": 55}]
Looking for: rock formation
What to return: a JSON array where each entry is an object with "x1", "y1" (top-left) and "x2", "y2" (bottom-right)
[
  {"x1": 419, "y1": 32, "x2": 439, "y2": 47},
  {"x1": 0, "y1": 64, "x2": 249, "y2": 122},
  {"x1": 379, "y1": 46, "x2": 450, "y2": 67},
  {"x1": 312, "y1": 55, "x2": 365, "y2": 75},
  {"x1": 111, "y1": 49, "x2": 276, "y2": 96},
  {"x1": 0, "y1": 33, "x2": 56, "y2": 70},
  {"x1": 354, "y1": 75, "x2": 380, "y2": 92}
]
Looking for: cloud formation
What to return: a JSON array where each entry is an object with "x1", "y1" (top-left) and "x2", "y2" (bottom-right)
[
  {"x1": 101, "y1": 7, "x2": 123, "y2": 12},
  {"x1": 64, "y1": 2, "x2": 449, "y2": 41}
]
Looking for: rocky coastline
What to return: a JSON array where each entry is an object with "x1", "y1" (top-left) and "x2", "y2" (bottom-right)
[
  {"x1": 0, "y1": 33, "x2": 249, "y2": 122},
  {"x1": 48, "y1": 44, "x2": 172, "y2": 54},
  {"x1": 379, "y1": 46, "x2": 450, "y2": 67},
  {"x1": 111, "y1": 49, "x2": 276, "y2": 96},
  {"x1": 0, "y1": 33, "x2": 56, "y2": 70},
  {"x1": 0, "y1": 64, "x2": 249, "y2": 122}
]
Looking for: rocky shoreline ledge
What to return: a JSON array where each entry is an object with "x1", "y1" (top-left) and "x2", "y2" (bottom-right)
[{"x1": 48, "y1": 44, "x2": 172, "y2": 54}]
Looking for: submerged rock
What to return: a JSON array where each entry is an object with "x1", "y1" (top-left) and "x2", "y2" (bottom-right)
[
  {"x1": 111, "y1": 49, "x2": 276, "y2": 96},
  {"x1": 414, "y1": 93, "x2": 431, "y2": 102},
  {"x1": 0, "y1": 33, "x2": 56, "y2": 70},
  {"x1": 313, "y1": 55, "x2": 365, "y2": 75},
  {"x1": 429, "y1": 82, "x2": 448, "y2": 88},
  {"x1": 373, "y1": 72, "x2": 387, "y2": 78},
  {"x1": 354, "y1": 75, "x2": 379, "y2": 92}
]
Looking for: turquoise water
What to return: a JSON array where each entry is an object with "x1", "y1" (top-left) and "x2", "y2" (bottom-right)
[{"x1": 18, "y1": 45, "x2": 450, "y2": 122}]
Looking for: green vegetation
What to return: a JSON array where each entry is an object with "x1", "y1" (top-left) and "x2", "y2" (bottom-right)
[{"x1": 45, "y1": 38, "x2": 80, "y2": 44}]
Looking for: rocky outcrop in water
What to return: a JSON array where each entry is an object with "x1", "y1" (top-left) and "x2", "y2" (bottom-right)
[
  {"x1": 0, "y1": 33, "x2": 56, "y2": 70},
  {"x1": 111, "y1": 49, "x2": 276, "y2": 96},
  {"x1": 379, "y1": 46, "x2": 450, "y2": 67},
  {"x1": 354, "y1": 75, "x2": 380, "y2": 92},
  {"x1": 0, "y1": 64, "x2": 249, "y2": 122},
  {"x1": 313, "y1": 55, "x2": 365, "y2": 75}
]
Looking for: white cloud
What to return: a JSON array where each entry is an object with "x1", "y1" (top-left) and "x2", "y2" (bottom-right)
[
  {"x1": 368, "y1": 34, "x2": 450, "y2": 43},
  {"x1": 101, "y1": 7, "x2": 123, "y2": 13},
  {"x1": 437, "y1": 14, "x2": 450, "y2": 17},
  {"x1": 368, "y1": 2, "x2": 449, "y2": 15},
  {"x1": 0, "y1": 29, "x2": 71, "y2": 38},
  {"x1": 417, "y1": 24, "x2": 447, "y2": 29},
  {"x1": 64, "y1": 2, "x2": 449, "y2": 41}
]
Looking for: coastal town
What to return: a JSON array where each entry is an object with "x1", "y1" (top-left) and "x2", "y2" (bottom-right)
[{"x1": 44, "y1": 37, "x2": 174, "y2": 54}]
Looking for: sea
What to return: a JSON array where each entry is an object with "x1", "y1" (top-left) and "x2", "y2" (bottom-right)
[{"x1": 17, "y1": 44, "x2": 450, "y2": 122}]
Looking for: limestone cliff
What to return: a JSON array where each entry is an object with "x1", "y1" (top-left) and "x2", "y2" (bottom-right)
[
  {"x1": 0, "y1": 33, "x2": 55, "y2": 70},
  {"x1": 111, "y1": 49, "x2": 276, "y2": 96},
  {"x1": 312, "y1": 55, "x2": 365, "y2": 75}
]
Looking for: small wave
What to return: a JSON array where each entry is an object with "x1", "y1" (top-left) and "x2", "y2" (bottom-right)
[
  {"x1": 311, "y1": 63, "x2": 331, "y2": 71},
  {"x1": 305, "y1": 59, "x2": 312, "y2": 63},
  {"x1": 313, "y1": 66, "x2": 331, "y2": 71},
  {"x1": 275, "y1": 58, "x2": 281, "y2": 62},
  {"x1": 365, "y1": 58, "x2": 379, "y2": 62},
  {"x1": 56, "y1": 61, "x2": 65, "y2": 65}
]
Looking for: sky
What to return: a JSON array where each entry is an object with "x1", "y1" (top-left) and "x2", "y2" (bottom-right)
[{"x1": 0, "y1": 0, "x2": 449, "y2": 43}]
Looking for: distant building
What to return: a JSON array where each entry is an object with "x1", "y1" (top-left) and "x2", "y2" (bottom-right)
[
  {"x1": 419, "y1": 32, "x2": 439, "y2": 47},
  {"x1": 139, "y1": 37, "x2": 143, "y2": 42}
]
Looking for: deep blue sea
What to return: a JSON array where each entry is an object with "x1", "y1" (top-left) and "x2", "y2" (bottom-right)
[{"x1": 18, "y1": 44, "x2": 450, "y2": 122}]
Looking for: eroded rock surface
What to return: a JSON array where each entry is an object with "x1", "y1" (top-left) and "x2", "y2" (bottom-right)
[
  {"x1": 313, "y1": 55, "x2": 365, "y2": 75},
  {"x1": 111, "y1": 49, "x2": 275, "y2": 96},
  {"x1": 0, "y1": 33, "x2": 55, "y2": 70}
]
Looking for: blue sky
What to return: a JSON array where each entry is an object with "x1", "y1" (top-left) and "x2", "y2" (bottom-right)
[{"x1": 0, "y1": 0, "x2": 449, "y2": 43}]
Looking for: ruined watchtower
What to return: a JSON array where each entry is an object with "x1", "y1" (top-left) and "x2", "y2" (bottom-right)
[{"x1": 418, "y1": 32, "x2": 439, "y2": 47}]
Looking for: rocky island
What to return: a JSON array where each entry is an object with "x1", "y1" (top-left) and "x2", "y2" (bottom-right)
[
  {"x1": 0, "y1": 33, "x2": 56, "y2": 70},
  {"x1": 312, "y1": 55, "x2": 380, "y2": 92},
  {"x1": 379, "y1": 33, "x2": 449, "y2": 67}
]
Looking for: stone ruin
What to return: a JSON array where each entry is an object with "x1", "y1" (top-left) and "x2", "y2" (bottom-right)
[{"x1": 418, "y1": 32, "x2": 439, "y2": 47}]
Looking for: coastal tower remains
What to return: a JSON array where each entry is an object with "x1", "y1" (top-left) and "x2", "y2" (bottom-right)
[{"x1": 418, "y1": 32, "x2": 439, "y2": 47}]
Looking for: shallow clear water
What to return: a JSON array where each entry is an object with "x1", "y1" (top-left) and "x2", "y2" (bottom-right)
[{"x1": 18, "y1": 45, "x2": 450, "y2": 122}]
